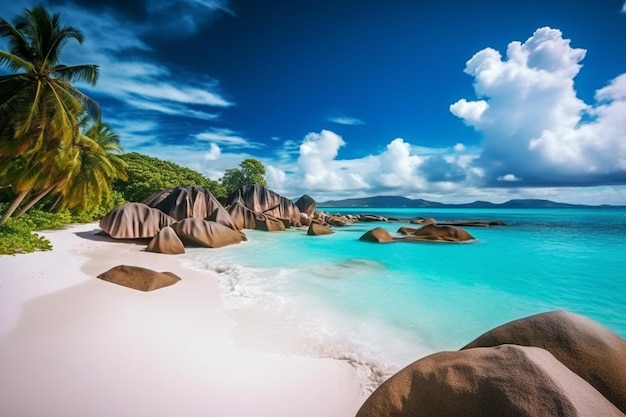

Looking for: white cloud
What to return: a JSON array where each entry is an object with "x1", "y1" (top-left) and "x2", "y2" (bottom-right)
[
  {"x1": 449, "y1": 99, "x2": 488, "y2": 125},
  {"x1": 196, "y1": 128, "x2": 262, "y2": 148},
  {"x1": 497, "y1": 174, "x2": 521, "y2": 182},
  {"x1": 454, "y1": 143, "x2": 467, "y2": 152},
  {"x1": 266, "y1": 130, "x2": 483, "y2": 200},
  {"x1": 376, "y1": 138, "x2": 424, "y2": 188},
  {"x1": 327, "y1": 116, "x2": 365, "y2": 126},
  {"x1": 451, "y1": 26, "x2": 626, "y2": 186},
  {"x1": 622, "y1": 1, "x2": 626, "y2": 13},
  {"x1": 204, "y1": 143, "x2": 222, "y2": 160},
  {"x1": 50, "y1": 4, "x2": 233, "y2": 121},
  {"x1": 297, "y1": 130, "x2": 356, "y2": 189}
]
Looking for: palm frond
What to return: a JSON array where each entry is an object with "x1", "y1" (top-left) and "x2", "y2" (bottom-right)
[
  {"x1": 0, "y1": 50, "x2": 34, "y2": 72},
  {"x1": 63, "y1": 82, "x2": 101, "y2": 122},
  {"x1": 53, "y1": 64, "x2": 99, "y2": 85},
  {"x1": 0, "y1": 15, "x2": 33, "y2": 62},
  {"x1": 47, "y1": 24, "x2": 83, "y2": 65}
]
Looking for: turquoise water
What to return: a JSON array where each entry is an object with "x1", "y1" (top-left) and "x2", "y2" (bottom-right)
[{"x1": 184, "y1": 207, "x2": 626, "y2": 388}]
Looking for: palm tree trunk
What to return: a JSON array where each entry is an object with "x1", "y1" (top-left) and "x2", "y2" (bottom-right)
[
  {"x1": 49, "y1": 194, "x2": 63, "y2": 212},
  {"x1": 13, "y1": 181, "x2": 61, "y2": 218},
  {"x1": 0, "y1": 189, "x2": 30, "y2": 226}
]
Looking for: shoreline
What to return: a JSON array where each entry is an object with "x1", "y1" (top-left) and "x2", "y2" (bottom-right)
[{"x1": 0, "y1": 223, "x2": 368, "y2": 417}]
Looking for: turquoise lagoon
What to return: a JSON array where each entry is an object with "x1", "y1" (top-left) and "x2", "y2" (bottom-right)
[{"x1": 184, "y1": 207, "x2": 626, "y2": 387}]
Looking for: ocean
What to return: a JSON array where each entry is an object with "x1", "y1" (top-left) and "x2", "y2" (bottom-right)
[{"x1": 183, "y1": 207, "x2": 626, "y2": 390}]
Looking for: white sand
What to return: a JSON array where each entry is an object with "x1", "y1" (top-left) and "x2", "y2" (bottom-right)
[{"x1": 0, "y1": 223, "x2": 368, "y2": 417}]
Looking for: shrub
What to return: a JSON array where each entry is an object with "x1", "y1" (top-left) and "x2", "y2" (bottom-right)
[{"x1": 0, "y1": 206, "x2": 73, "y2": 255}]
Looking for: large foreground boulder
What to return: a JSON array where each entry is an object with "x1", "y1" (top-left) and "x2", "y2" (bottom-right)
[
  {"x1": 356, "y1": 344, "x2": 625, "y2": 417},
  {"x1": 463, "y1": 310, "x2": 626, "y2": 414},
  {"x1": 357, "y1": 311, "x2": 626, "y2": 417},
  {"x1": 171, "y1": 218, "x2": 246, "y2": 248},
  {"x1": 99, "y1": 203, "x2": 175, "y2": 239},
  {"x1": 146, "y1": 226, "x2": 185, "y2": 255},
  {"x1": 97, "y1": 265, "x2": 181, "y2": 291},
  {"x1": 143, "y1": 185, "x2": 237, "y2": 230},
  {"x1": 226, "y1": 184, "x2": 301, "y2": 227}
]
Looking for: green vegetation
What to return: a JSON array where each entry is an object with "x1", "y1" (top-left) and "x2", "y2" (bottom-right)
[
  {"x1": 115, "y1": 152, "x2": 226, "y2": 202},
  {"x1": 0, "y1": 204, "x2": 70, "y2": 254},
  {"x1": 0, "y1": 6, "x2": 268, "y2": 254},
  {"x1": 221, "y1": 158, "x2": 268, "y2": 196},
  {"x1": 0, "y1": 6, "x2": 126, "y2": 226}
]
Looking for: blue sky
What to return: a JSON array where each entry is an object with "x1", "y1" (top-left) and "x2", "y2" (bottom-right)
[{"x1": 2, "y1": 1, "x2": 626, "y2": 204}]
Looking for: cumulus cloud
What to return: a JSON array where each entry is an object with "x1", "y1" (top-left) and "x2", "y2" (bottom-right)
[
  {"x1": 449, "y1": 99, "x2": 488, "y2": 125},
  {"x1": 204, "y1": 143, "x2": 222, "y2": 160},
  {"x1": 497, "y1": 174, "x2": 521, "y2": 182},
  {"x1": 266, "y1": 130, "x2": 484, "y2": 200},
  {"x1": 451, "y1": 26, "x2": 626, "y2": 186},
  {"x1": 376, "y1": 139, "x2": 424, "y2": 188},
  {"x1": 297, "y1": 130, "x2": 361, "y2": 190}
]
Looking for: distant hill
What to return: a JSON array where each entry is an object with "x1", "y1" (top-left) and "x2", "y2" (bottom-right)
[{"x1": 318, "y1": 196, "x2": 615, "y2": 208}]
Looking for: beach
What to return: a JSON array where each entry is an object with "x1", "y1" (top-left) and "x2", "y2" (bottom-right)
[{"x1": 0, "y1": 223, "x2": 368, "y2": 417}]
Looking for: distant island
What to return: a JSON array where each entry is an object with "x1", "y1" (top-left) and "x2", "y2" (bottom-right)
[{"x1": 318, "y1": 196, "x2": 622, "y2": 209}]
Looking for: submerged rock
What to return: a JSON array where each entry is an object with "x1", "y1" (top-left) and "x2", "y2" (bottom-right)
[
  {"x1": 403, "y1": 224, "x2": 475, "y2": 242},
  {"x1": 307, "y1": 222, "x2": 333, "y2": 236},
  {"x1": 359, "y1": 214, "x2": 388, "y2": 222},
  {"x1": 362, "y1": 224, "x2": 474, "y2": 244},
  {"x1": 97, "y1": 265, "x2": 181, "y2": 291},
  {"x1": 359, "y1": 227, "x2": 393, "y2": 243}
]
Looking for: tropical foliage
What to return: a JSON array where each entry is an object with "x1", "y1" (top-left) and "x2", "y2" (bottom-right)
[
  {"x1": 0, "y1": 6, "x2": 125, "y2": 225},
  {"x1": 0, "y1": 6, "x2": 269, "y2": 254},
  {"x1": 0, "y1": 204, "x2": 71, "y2": 254},
  {"x1": 220, "y1": 157, "x2": 267, "y2": 196},
  {"x1": 114, "y1": 152, "x2": 226, "y2": 202}
]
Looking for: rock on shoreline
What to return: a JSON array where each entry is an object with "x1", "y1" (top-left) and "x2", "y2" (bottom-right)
[{"x1": 356, "y1": 311, "x2": 626, "y2": 417}]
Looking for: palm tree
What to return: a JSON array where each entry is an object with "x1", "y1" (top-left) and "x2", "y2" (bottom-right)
[
  {"x1": 55, "y1": 120, "x2": 128, "y2": 211},
  {"x1": 9, "y1": 119, "x2": 127, "y2": 218},
  {"x1": 0, "y1": 5, "x2": 100, "y2": 225}
]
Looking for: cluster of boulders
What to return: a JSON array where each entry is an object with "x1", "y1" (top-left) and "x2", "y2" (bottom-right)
[
  {"x1": 99, "y1": 185, "x2": 311, "y2": 254},
  {"x1": 99, "y1": 185, "x2": 494, "y2": 253},
  {"x1": 356, "y1": 310, "x2": 626, "y2": 417},
  {"x1": 359, "y1": 221, "x2": 476, "y2": 244}
]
